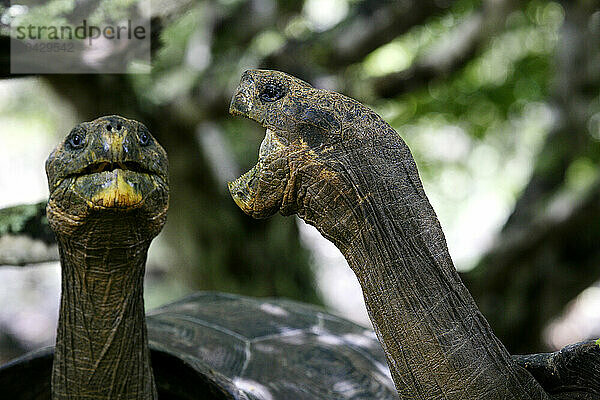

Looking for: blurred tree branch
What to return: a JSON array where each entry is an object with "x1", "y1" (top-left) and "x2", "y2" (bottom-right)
[
  {"x1": 0, "y1": 202, "x2": 58, "y2": 266},
  {"x1": 369, "y1": 0, "x2": 518, "y2": 98},
  {"x1": 264, "y1": 0, "x2": 456, "y2": 78},
  {"x1": 0, "y1": 202, "x2": 50, "y2": 241}
]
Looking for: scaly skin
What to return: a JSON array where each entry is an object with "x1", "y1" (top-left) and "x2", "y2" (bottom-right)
[
  {"x1": 46, "y1": 116, "x2": 169, "y2": 400},
  {"x1": 228, "y1": 70, "x2": 552, "y2": 400}
]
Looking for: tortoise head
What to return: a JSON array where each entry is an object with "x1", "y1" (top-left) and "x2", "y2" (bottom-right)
[
  {"x1": 228, "y1": 69, "x2": 381, "y2": 221},
  {"x1": 45, "y1": 115, "x2": 169, "y2": 240},
  {"x1": 228, "y1": 69, "x2": 346, "y2": 219}
]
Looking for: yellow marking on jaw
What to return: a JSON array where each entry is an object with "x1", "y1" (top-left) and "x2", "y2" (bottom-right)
[
  {"x1": 228, "y1": 179, "x2": 253, "y2": 212},
  {"x1": 231, "y1": 192, "x2": 249, "y2": 210},
  {"x1": 91, "y1": 171, "x2": 142, "y2": 207}
]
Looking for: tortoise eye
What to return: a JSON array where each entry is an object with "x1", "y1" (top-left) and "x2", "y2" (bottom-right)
[
  {"x1": 139, "y1": 131, "x2": 151, "y2": 146},
  {"x1": 260, "y1": 83, "x2": 286, "y2": 102},
  {"x1": 67, "y1": 132, "x2": 85, "y2": 149}
]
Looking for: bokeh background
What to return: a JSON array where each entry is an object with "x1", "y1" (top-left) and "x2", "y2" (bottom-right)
[{"x1": 0, "y1": 0, "x2": 599, "y2": 364}]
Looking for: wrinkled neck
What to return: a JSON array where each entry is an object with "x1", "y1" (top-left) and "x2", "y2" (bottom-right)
[
  {"x1": 52, "y1": 236, "x2": 157, "y2": 400},
  {"x1": 300, "y1": 136, "x2": 549, "y2": 399}
]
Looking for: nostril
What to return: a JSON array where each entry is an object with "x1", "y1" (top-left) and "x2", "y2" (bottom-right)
[{"x1": 106, "y1": 122, "x2": 123, "y2": 131}]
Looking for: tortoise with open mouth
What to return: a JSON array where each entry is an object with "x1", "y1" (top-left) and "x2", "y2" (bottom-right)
[{"x1": 227, "y1": 69, "x2": 600, "y2": 400}]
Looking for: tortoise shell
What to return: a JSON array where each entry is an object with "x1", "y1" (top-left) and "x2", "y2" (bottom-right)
[{"x1": 0, "y1": 292, "x2": 399, "y2": 399}]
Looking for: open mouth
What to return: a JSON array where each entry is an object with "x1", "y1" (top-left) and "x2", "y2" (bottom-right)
[
  {"x1": 228, "y1": 128, "x2": 276, "y2": 193},
  {"x1": 228, "y1": 127, "x2": 289, "y2": 218}
]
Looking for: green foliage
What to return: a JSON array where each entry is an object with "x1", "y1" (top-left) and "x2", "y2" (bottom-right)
[
  {"x1": 0, "y1": 202, "x2": 54, "y2": 243},
  {"x1": 0, "y1": 203, "x2": 40, "y2": 236}
]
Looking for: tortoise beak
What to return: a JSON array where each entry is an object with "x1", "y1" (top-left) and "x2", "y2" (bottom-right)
[
  {"x1": 229, "y1": 72, "x2": 256, "y2": 117},
  {"x1": 228, "y1": 165, "x2": 259, "y2": 213}
]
